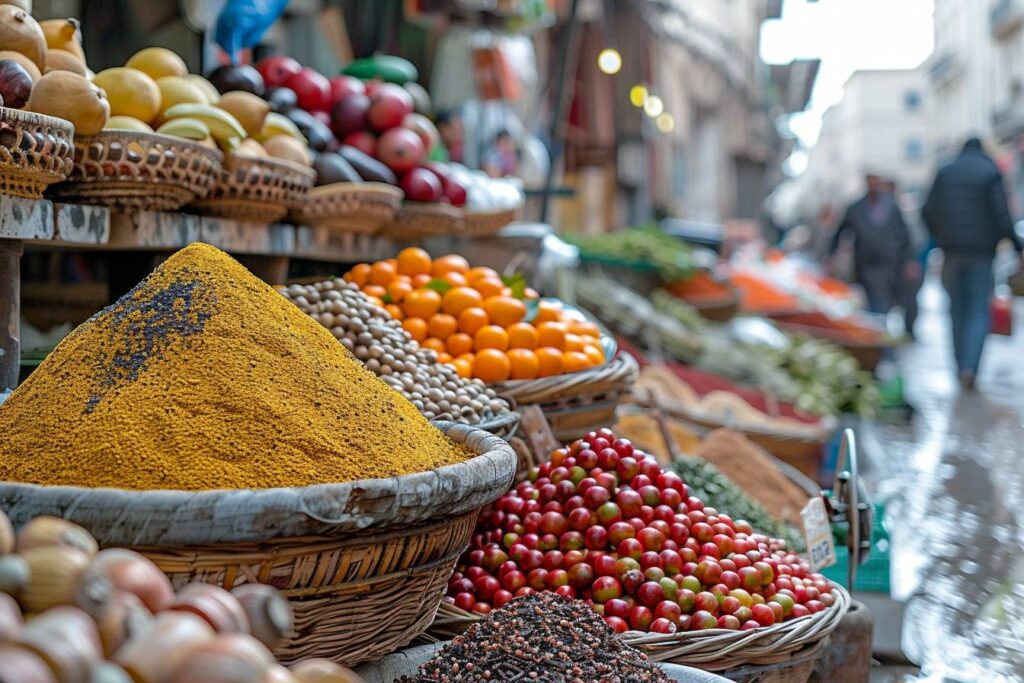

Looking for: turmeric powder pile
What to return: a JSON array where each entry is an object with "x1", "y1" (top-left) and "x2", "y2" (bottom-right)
[{"x1": 0, "y1": 243, "x2": 473, "y2": 490}]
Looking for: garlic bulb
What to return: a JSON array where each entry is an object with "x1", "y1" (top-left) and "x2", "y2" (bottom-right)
[
  {"x1": 89, "y1": 663, "x2": 134, "y2": 683},
  {"x1": 0, "y1": 509, "x2": 13, "y2": 555},
  {"x1": 115, "y1": 611, "x2": 214, "y2": 683},
  {"x1": 290, "y1": 659, "x2": 366, "y2": 683},
  {"x1": 0, "y1": 554, "x2": 29, "y2": 599},
  {"x1": 264, "y1": 665, "x2": 301, "y2": 683},
  {"x1": 0, "y1": 644, "x2": 57, "y2": 683},
  {"x1": 17, "y1": 606, "x2": 103, "y2": 683},
  {"x1": 0, "y1": 593, "x2": 22, "y2": 641},
  {"x1": 16, "y1": 517, "x2": 98, "y2": 556},
  {"x1": 169, "y1": 633, "x2": 274, "y2": 683},
  {"x1": 92, "y1": 590, "x2": 152, "y2": 657},
  {"x1": 231, "y1": 584, "x2": 293, "y2": 651},
  {"x1": 20, "y1": 546, "x2": 91, "y2": 613},
  {"x1": 169, "y1": 583, "x2": 249, "y2": 633},
  {"x1": 88, "y1": 549, "x2": 174, "y2": 613}
]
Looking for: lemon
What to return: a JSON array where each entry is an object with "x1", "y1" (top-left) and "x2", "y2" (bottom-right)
[
  {"x1": 155, "y1": 76, "x2": 207, "y2": 122},
  {"x1": 103, "y1": 116, "x2": 153, "y2": 133},
  {"x1": 92, "y1": 67, "x2": 161, "y2": 124},
  {"x1": 125, "y1": 47, "x2": 188, "y2": 80},
  {"x1": 185, "y1": 74, "x2": 220, "y2": 105}
]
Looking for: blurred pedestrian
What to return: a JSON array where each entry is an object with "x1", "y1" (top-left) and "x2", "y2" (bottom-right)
[
  {"x1": 483, "y1": 129, "x2": 517, "y2": 177},
  {"x1": 436, "y1": 110, "x2": 464, "y2": 164},
  {"x1": 884, "y1": 179, "x2": 927, "y2": 338},
  {"x1": 828, "y1": 174, "x2": 914, "y2": 315},
  {"x1": 922, "y1": 137, "x2": 1023, "y2": 389}
]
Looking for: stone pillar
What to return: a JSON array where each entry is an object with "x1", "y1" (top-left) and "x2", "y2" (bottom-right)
[{"x1": 0, "y1": 240, "x2": 22, "y2": 390}]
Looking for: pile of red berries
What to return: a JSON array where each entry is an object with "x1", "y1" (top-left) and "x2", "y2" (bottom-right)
[{"x1": 446, "y1": 428, "x2": 836, "y2": 634}]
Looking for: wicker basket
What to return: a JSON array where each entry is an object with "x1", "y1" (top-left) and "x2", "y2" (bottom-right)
[
  {"x1": 474, "y1": 409, "x2": 521, "y2": 440},
  {"x1": 0, "y1": 108, "x2": 75, "y2": 199},
  {"x1": 491, "y1": 352, "x2": 639, "y2": 441},
  {"x1": 191, "y1": 153, "x2": 315, "y2": 223},
  {"x1": 291, "y1": 182, "x2": 403, "y2": 235},
  {"x1": 380, "y1": 202, "x2": 464, "y2": 242},
  {"x1": 49, "y1": 130, "x2": 222, "y2": 211},
  {"x1": 429, "y1": 586, "x2": 848, "y2": 682},
  {"x1": 0, "y1": 422, "x2": 517, "y2": 668},
  {"x1": 462, "y1": 206, "x2": 519, "y2": 238}
]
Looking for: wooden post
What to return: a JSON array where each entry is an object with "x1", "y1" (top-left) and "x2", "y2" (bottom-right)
[{"x1": 0, "y1": 240, "x2": 22, "y2": 390}]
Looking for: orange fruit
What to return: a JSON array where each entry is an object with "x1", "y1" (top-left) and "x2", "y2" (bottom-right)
[
  {"x1": 423, "y1": 337, "x2": 447, "y2": 355},
  {"x1": 507, "y1": 348, "x2": 540, "y2": 380},
  {"x1": 428, "y1": 313, "x2": 458, "y2": 339},
  {"x1": 458, "y1": 307, "x2": 489, "y2": 335},
  {"x1": 437, "y1": 352, "x2": 453, "y2": 364},
  {"x1": 346, "y1": 263, "x2": 371, "y2": 286},
  {"x1": 537, "y1": 321, "x2": 568, "y2": 349},
  {"x1": 457, "y1": 352, "x2": 475, "y2": 362},
  {"x1": 446, "y1": 332, "x2": 474, "y2": 357},
  {"x1": 370, "y1": 260, "x2": 397, "y2": 286},
  {"x1": 524, "y1": 287, "x2": 539, "y2": 300},
  {"x1": 584, "y1": 344, "x2": 605, "y2": 366},
  {"x1": 385, "y1": 304, "x2": 405, "y2": 321},
  {"x1": 441, "y1": 271, "x2": 468, "y2": 288},
  {"x1": 474, "y1": 325, "x2": 509, "y2": 351},
  {"x1": 402, "y1": 317, "x2": 428, "y2": 342},
  {"x1": 452, "y1": 358, "x2": 473, "y2": 379},
  {"x1": 395, "y1": 274, "x2": 412, "y2": 283},
  {"x1": 535, "y1": 300, "x2": 562, "y2": 323},
  {"x1": 564, "y1": 333, "x2": 587, "y2": 353},
  {"x1": 507, "y1": 322, "x2": 539, "y2": 349},
  {"x1": 432, "y1": 254, "x2": 470, "y2": 277},
  {"x1": 472, "y1": 276, "x2": 505, "y2": 299},
  {"x1": 483, "y1": 295, "x2": 527, "y2": 327},
  {"x1": 442, "y1": 286, "x2": 484, "y2": 316},
  {"x1": 367, "y1": 296, "x2": 384, "y2": 307},
  {"x1": 397, "y1": 247, "x2": 432, "y2": 276},
  {"x1": 363, "y1": 284, "x2": 387, "y2": 300},
  {"x1": 467, "y1": 266, "x2": 499, "y2": 282},
  {"x1": 402, "y1": 289, "x2": 442, "y2": 319},
  {"x1": 412, "y1": 273, "x2": 432, "y2": 288},
  {"x1": 387, "y1": 280, "x2": 413, "y2": 304},
  {"x1": 563, "y1": 351, "x2": 590, "y2": 372},
  {"x1": 473, "y1": 348, "x2": 511, "y2": 382},
  {"x1": 569, "y1": 321, "x2": 601, "y2": 338},
  {"x1": 536, "y1": 347, "x2": 564, "y2": 377}
]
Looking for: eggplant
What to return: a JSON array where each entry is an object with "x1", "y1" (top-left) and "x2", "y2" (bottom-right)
[{"x1": 337, "y1": 145, "x2": 396, "y2": 185}]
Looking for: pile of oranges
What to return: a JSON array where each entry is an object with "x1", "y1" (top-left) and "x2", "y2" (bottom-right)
[{"x1": 344, "y1": 248, "x2": 607, "y2": 383}]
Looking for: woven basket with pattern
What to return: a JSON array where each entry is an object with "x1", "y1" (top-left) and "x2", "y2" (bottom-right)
[
  {"x1": 0, "y1": 422, "x2": 517, "y2": 668},
  {"x1": 291, "y1": 182, "x2": 402, "y2": 235},
  {"x1": 491, "y1": 352, "x2": 639, "y2": 441},
  {"x1": 462, "y1": 206, "x2": 520, "y2": 238},
  {"x1": 0, "y1": 108, "x2": 74, "y2": 199},
  {"x1": 49, "y1": 130, "x2": 222, "y2": 211},
  {"x1": 191, "y1": 153, "x2": 315, "y2": 223},
  {"x1": 380, "y1": 201, "x2": 465, "y2": 242}
]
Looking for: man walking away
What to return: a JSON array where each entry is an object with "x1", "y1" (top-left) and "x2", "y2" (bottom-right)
[
  {"x1": 922, "y1": 137, "x2": 1023, "y2": 389},
  {"x1": 828, "y1": 174, "x2": 914, "y2": 315}
]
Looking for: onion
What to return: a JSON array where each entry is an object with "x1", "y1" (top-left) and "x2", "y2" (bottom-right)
[
  {"x1": 264, "y1": 665, "x2": 300, "y2": 683},
  {"x1": 0, "y1": 509, "x2": 13, "y2": 555},
  {"x1": 87, "y1": 549, "x2": 174, "y2": 613},
  {"x1": 169, "y1": 583, "x2": 249, "y2": 633},
  {"x1": 169, "y1": 633, "x2": 274, "y2": 683},
  {"x1": 89, "y1": 663, "x2": 134, "y2": 683},
  {"x1": 231, "y1": 584, "x2": 293, "y2": 650},
  {"x1": 0, "y1": 593, "x2": 22, "y2": 641},
  {"x1": 115, "y1": 612, "x2": 214, "y2": 683},
  {"x1": 20, "y1": 546, "x2": 91, "y2": 612},
  {"x1": 290, "y1": 659, "x2": 365, "y2": 683},
  {"x1": 0, "y1": 644, "x2": 57, "y2": 683},
  {"x1": 16, "y1": 517, "x2": 98, "y2": 556},
  {"x1": 0, "y1": 554, "x2": 29, "y2": 599},
  {"x1": 17, "y1": 606, "x2": 103, "y2": 683},
  {"x1": 92, "y1": 591, "x2": 152, "y2": 657}
]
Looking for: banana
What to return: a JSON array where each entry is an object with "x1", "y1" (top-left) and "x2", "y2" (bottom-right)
[
  {"x1": 156, "y1": 117, "x2": 210, "y2": 141},
  {"x1": 162, "y1": 103, "x2": 246, "y2": 148},
  {"x1": 256, "y1": 112, "x2": 305, "y2": 143}
]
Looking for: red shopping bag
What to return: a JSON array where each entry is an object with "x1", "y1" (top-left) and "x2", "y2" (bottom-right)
[{"x1": 991, "y1": 293, "x2": 1013, "y2": 335}]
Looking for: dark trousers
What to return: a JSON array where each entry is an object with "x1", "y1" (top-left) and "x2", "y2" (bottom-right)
[
  {"x1": 902, "y1": 272, "x2": 924, "y2": 334},
  {"x1": 858, "y1": 265, "x2": 898, "y2": 314},
  {"x1": 942, "y1": 254, "x2": 994, "y2": 375}
]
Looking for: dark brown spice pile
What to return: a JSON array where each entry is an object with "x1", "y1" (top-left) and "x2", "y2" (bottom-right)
[{"x1": 398, "y1": 593, "x2": 672, "y2": 683}]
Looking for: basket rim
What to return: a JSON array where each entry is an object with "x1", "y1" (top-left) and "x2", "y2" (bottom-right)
[
  {"x1": 222, "y1": 151, "x2": 316, "y2": 180},
  {"x1": 0, "y1": 421, "x2": 516, "y2": 546},
  {"x1": 74, "y1": 129, "x2": 225, "y2": 161},
  {"x1": 0, "y1": 106, "x2": 75, "y2": 133},
  {"x1": 307, "y1": 181, "x2": 404, "y2": 200}
]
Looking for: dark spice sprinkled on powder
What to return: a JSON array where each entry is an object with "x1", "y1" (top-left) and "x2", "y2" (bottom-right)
[{"x1": 398, "y1": 593, "x2": 672, "y2": 683}]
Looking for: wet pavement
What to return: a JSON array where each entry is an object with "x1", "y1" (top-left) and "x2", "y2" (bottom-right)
[{"x1": 859, "y1": 278, "x2": 1024, "y2": 682}]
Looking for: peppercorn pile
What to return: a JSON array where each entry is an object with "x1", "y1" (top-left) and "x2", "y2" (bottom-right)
[
  {"x1": 398, "y1": 593, "x2": 671, "y2": 683},
  {"x1": 279, "y1": 278, "x2": 511, "y2": 424}
]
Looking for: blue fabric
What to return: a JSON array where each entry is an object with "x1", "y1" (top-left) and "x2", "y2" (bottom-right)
[
  {"x1": 215, "y1": 0, "x2": 288, "y2": 60},
  {"x1": 942, "y1": 254, "x2": 994, "y2": 374}
]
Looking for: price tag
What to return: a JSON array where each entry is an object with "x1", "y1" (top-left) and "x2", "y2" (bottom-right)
[{"x1": 801, "y1": 496, "x2": 836, "y2": 572}]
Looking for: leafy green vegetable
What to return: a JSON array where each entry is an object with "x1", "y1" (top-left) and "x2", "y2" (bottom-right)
[{"x1": 563, "y1": 226, "x2": 696, "y2": 282}]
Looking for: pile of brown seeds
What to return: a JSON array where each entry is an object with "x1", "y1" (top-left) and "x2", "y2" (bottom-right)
[
  {"x1": 279, "y1": 279, "x2": 511, "y2": 425},
  {"x1": 397, "y1": 593, "x2": 672, "y2": 683}
]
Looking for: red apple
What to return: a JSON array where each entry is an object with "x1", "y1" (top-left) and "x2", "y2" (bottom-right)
[
  {"x1": 256, "y1": 55, "x2": 302, "y2": 88},
  {"x1": 330, "y1": 94, "x2": 371, "y2": 139},
  {"x1": 342, "y1": 131, "x2": 377, "y2": 157},
  {"x1": 329, "y1": 75, "x2": 365, "y2": 105},
  {"x1": 287, "y1": 67, "x2": 332, "y2": 112},
  {"x1": 398, "y1": 167, "x2": 442, "y2": 202},
  {"x1": 367, "y1": 83, "x2": 414, "y2": 131},
  {"x1": 378, "y1": 128, "x2": 425, "y2": 173},
  {"x1": 402, "y1": 112, "x2": 439, "y2": 151}
]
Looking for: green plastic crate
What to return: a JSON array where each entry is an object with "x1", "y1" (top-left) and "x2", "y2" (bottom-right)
[{"x1": 821, "y1": 501, "x2": 890, "y2": 593}]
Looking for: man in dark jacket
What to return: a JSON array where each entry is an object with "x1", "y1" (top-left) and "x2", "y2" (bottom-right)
[
  {"x1": 828, "y1": 174, "x2": 914, "y2": 314},
  {"x1": 922, "y1": 137, "x2": 1023, "y2": 389}
]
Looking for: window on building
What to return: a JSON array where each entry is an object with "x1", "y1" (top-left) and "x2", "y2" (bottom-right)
[
  {"x1": 904, "y1": 90, "x2": 922, "y2": 112},
  {"x1": 905, "y1": 137, "x2": 924, "y2": 162}
]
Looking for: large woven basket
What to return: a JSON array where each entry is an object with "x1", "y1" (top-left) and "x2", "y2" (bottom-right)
[
  {"x1": 429, "y1": 586, "x2": 848, "y2": 682},
  {"x1": 0, "y1": 422, "x2": 517, "y2": 668},
  {"x1": 0, "y1": 108, "x2": 74, "y2": 199},
  {"x1": 291, "y1": 182, "x2": 402, "y2": 235},
  {"x1": 191, "y1": 153, "x2": 315, "y2": 223},
  {"x1": 380, "y1": 201, "x2": 464, "y2": 242},
  {"x1": 491, "y1": 352, "x2": 639, "y2": 441},
  {"x1": 49, "y1": 130, "x2": 222, "y2": 211},
  {"x1": 462, "y1": 206, "x2": 519, "y2": 238}
]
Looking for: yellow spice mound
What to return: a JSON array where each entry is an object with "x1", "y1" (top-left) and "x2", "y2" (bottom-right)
[{"x1": 0, "y1": 243, "x2": 473, "y2": 490}]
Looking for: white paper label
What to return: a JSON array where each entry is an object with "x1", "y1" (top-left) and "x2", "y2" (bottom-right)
[{"x1": 801, "y1": 496, "x2": 836, "y2": 572}]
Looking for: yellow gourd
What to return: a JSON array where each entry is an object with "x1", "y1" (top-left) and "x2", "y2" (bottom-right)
[
  {"x1": 43, "y1": 48, "x2": 86, "y2": 76},
  {"x1": 26, "y1": 70, "x2": 109, "y2": 135},
  {"x1": 39, "y1": 18, "x2": 84, "y2": 62},
  {"x1": 0, "y1": 5, "x2": 46, "y2": 70}
]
